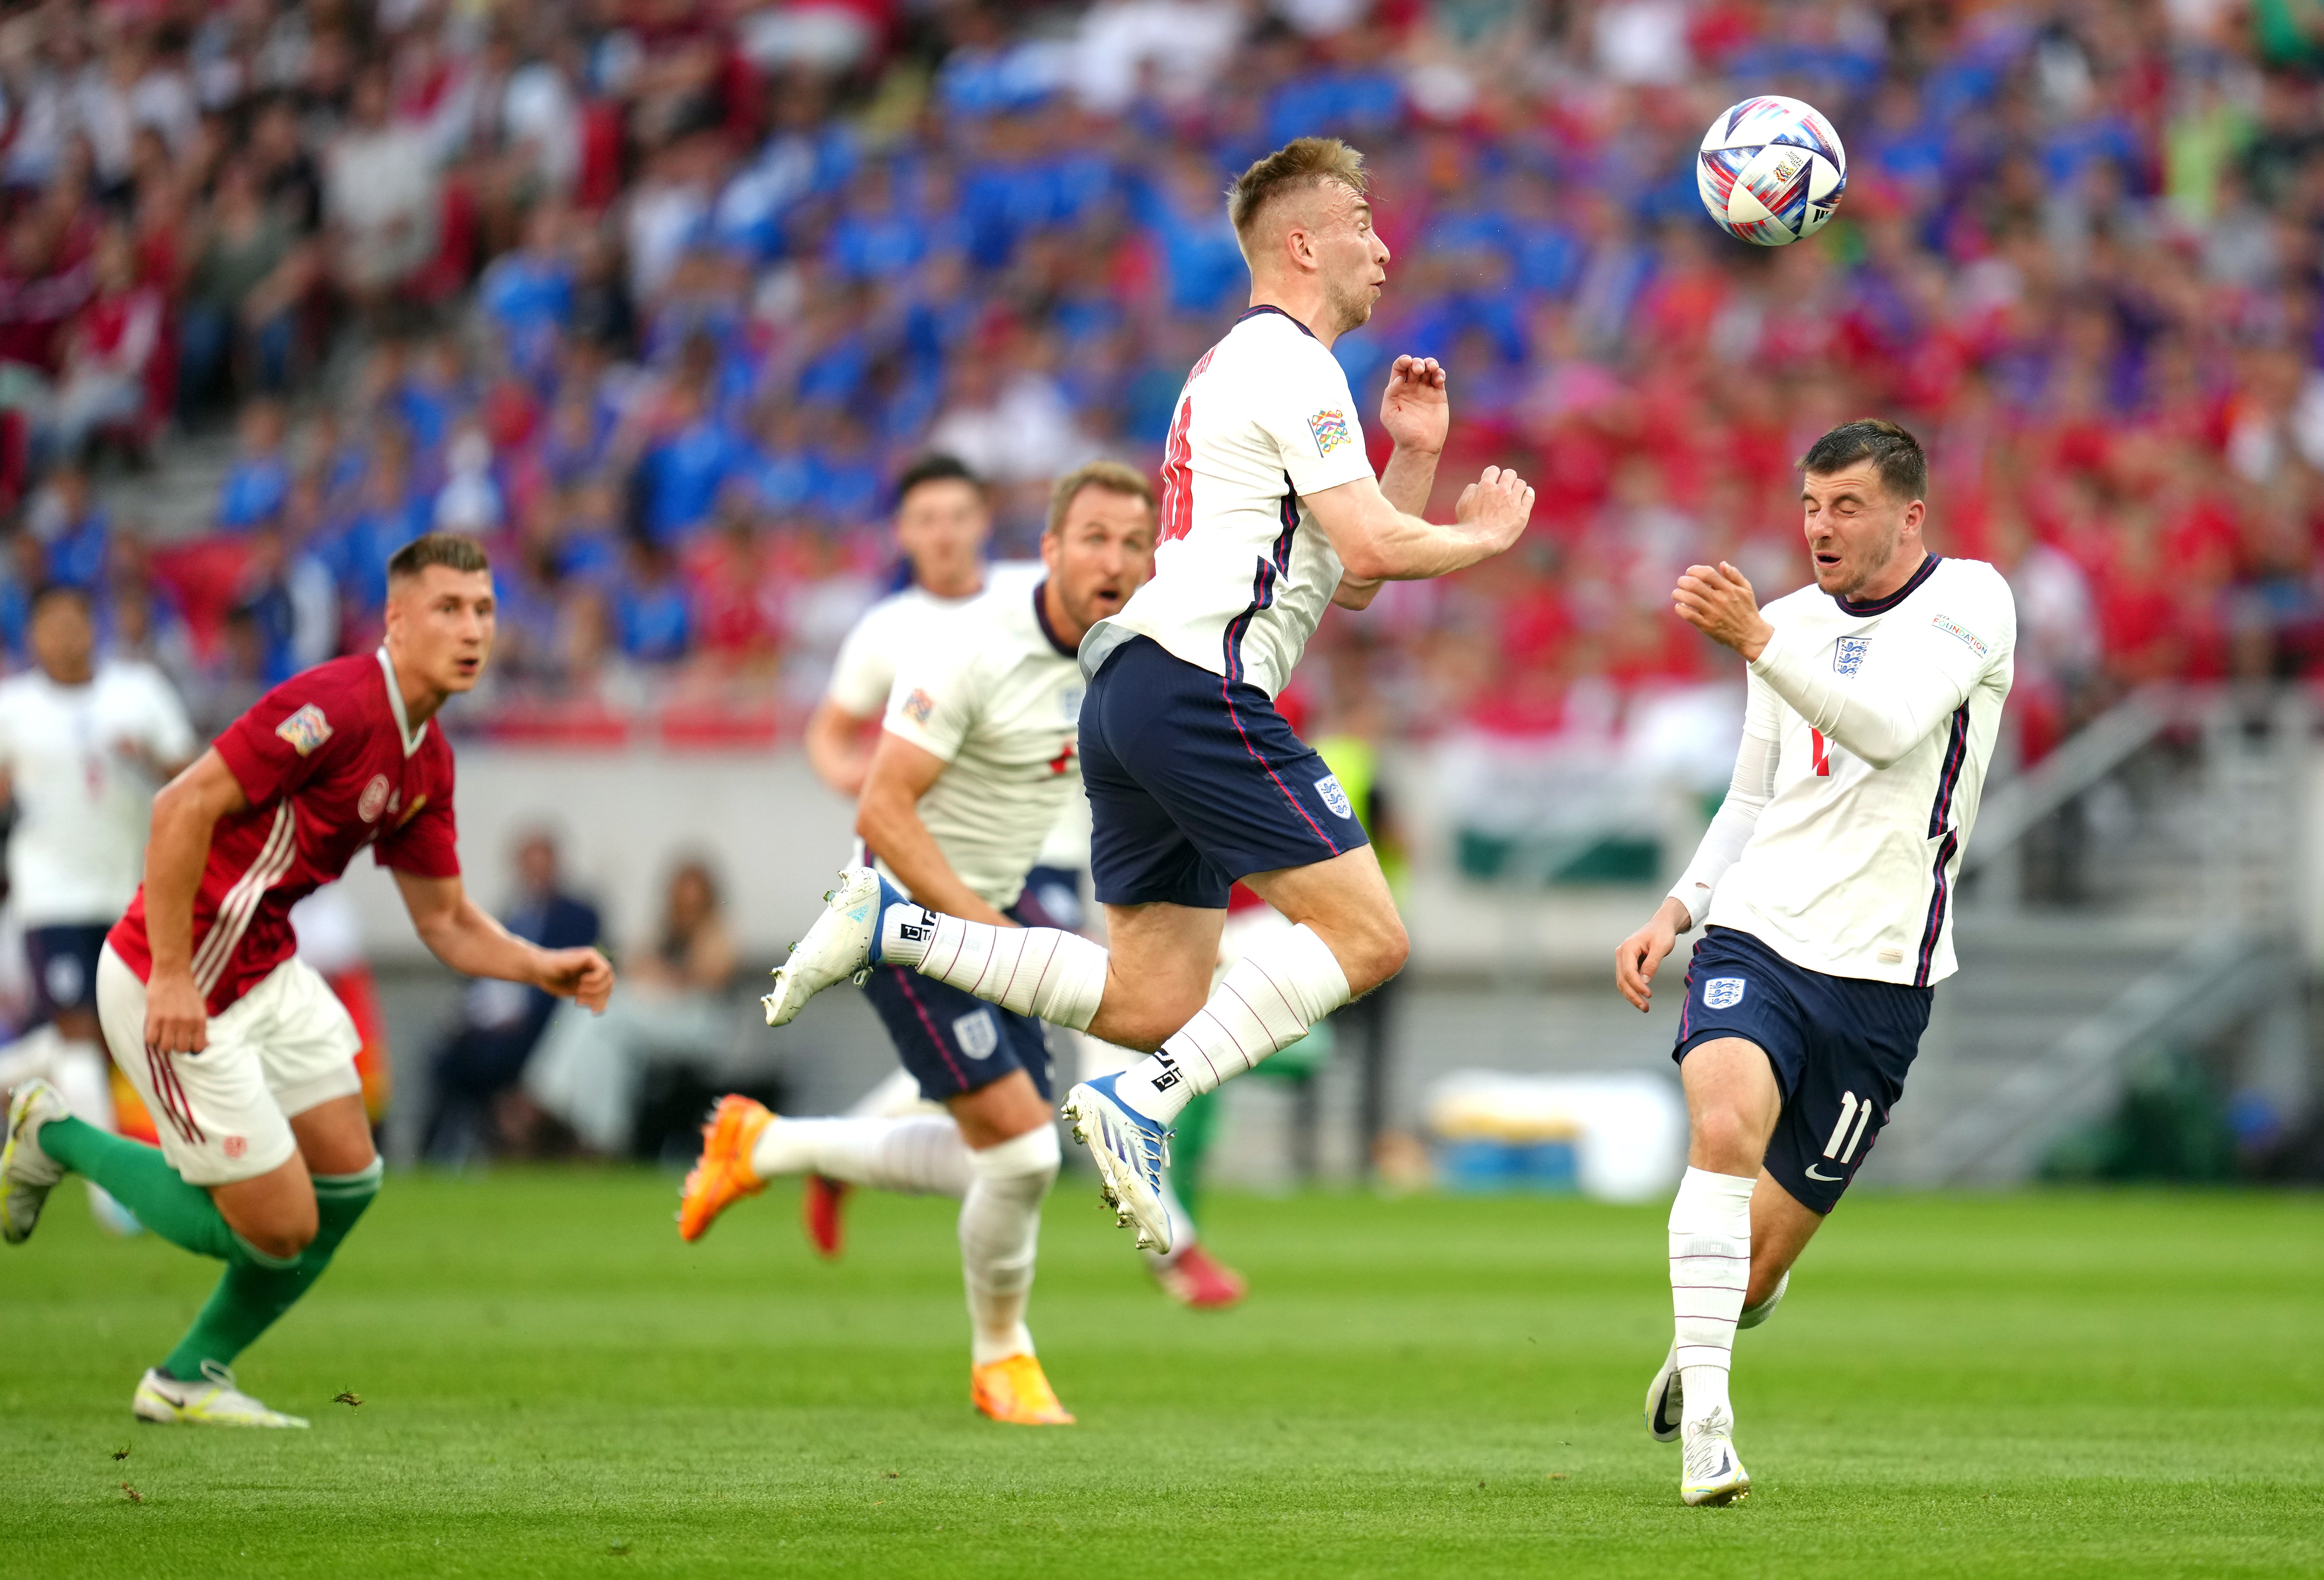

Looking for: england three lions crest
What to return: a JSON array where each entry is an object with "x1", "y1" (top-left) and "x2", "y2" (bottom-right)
[
  {"x1": 1833, "y1": 636, "x2": 1871, "y2": 677},
  {"x1": 1315, "y1": 774, "x2": 1354, "y2": 820},
  {"x1": 1703, "y1": 977, "x2": 1747, "y2": 1010}
]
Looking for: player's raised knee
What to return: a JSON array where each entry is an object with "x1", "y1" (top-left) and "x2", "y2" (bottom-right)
[
  {"x1": 1332, "y1": 908, "x2": 1408, "y2": 998},
  {"x1": 1687, "y1": 1104, "x2": 1764, "y2": 1176}
]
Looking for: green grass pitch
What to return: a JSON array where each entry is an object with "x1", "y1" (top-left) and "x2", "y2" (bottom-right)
[{"x1": 6, "y1": 1171, "x2": 2319, "y2": 1578}]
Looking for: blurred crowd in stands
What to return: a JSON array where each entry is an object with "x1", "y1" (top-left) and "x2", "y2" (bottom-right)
[{"x1": 0, "y1": 0, "x2": 2320, "y2": 755}]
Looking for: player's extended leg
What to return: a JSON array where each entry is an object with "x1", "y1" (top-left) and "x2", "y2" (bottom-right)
[
  {"x1": 1661, "y1": 1036, "x2": 1785, "y2": 1506},
  {"x1": 946, "y1": 1073, "x2": 1070, "y2": 1425},
  {"x1": 4, "y1": 1084, "x2": 377, "y2": 1428},
  {"x1": 1065, "y1": 847, "x2": 1402, "y2": 1250},
  {"x1": 679, "y1": 1097, "x2": 972, "y2": 1242}
]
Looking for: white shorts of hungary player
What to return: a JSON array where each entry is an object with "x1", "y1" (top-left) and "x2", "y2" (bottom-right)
[{"x1": 94, "y1": 945, "x2": 363, "y2": 1186}]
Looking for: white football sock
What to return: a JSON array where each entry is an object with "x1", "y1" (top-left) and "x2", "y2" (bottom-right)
[
  {"x1": 750, "y1": 1115, "x2": 971, "y2": 1197},
  {"x1": 1670, "y1": 1166, "x2": 1756, "y2": 1428},
  {"x1": 1111, "y1": 923, "x2": 1351, "y2": 1124},
  {"x1": 959, "y1": 1124, "x2": 1060, "y2": 1366},
  {"x1": 880, "y1": 906, "x2": 1108, "y2": 1032},
  {"x1": 845, "y1": 1067, "x2": 933, "y2": 1118}
]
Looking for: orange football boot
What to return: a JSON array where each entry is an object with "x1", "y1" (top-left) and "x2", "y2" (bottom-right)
[
  {"x1": 678, "y1": 1095, "x2": 774, "y2": 1242},
  {"x1": 970, "y1": 1354, "x2": 1075, "y2": 1425},
  {"x1": 801, "y1": 1174, "x2": 849, "y2": 1259}
]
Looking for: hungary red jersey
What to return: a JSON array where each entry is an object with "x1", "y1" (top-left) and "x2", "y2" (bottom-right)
[{"x1": 109, "y1": 650, "x2": 461, "y2": 1014}]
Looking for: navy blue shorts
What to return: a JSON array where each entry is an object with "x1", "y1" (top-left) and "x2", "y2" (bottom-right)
[
  {"x1": 1081, "y1": 636, "x2": 1368, "y2": 909},
  {"x1": 860, "y1": 899, "x2": 1054, "y2": 1104},
  {"x1": 24, "y1": 923, "x2": 109, "y2": 1018},
  {"x1": 1673, "y1": 926, "x2": 1932, "y2": 1214}
]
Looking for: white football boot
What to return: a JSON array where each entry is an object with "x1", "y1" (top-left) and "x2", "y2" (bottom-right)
[
  {"x1": 1062, "y1": 1073, "x2": 1173, "y2": 1253},
  {"x1": 762, "y1": 867, "x2": 893, "y2": 1027},
  {"x1": 1644, "y1": 1343, "x2": 1683, "y2": 1442},
  {"x1": 134, "y1": 1362, "x2": 310, "y2": 1428},
  {"x1": 1679, "y1": 1407, "x2": 1750, "y2": 1506},
  {"x1": 1, "y1": 1079, "x2": 70, "y2": 1246}
]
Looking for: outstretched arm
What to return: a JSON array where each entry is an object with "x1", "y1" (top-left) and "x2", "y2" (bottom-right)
[
  {"x1": 855, "y1": 730, "x2": 1015, "y2": 930},
  {"x1": 393, "y1": 870, "x2": 614, "y2": 1011},
  {"x1": 1337, "y1": 354, "x2": 1453, "y2": 610},
  {"x1": 1307, "y1": 465, "x2": 1534, "y2": 585},
  {"x1": 1673, "y1": 562, "x2": 1975, "y2": 769},
  {"x1": 1613, "y1": 725, "x2": 1778, "y2": 1012}
]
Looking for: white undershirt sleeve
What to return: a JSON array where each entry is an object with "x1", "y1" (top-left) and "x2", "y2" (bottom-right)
[
  {"x1": 1747, "y1": 610, "x2": 1983, "y2": 770},
  {"x1": 1667, "y1": 722, "x2": 1778, "y2": 929}
]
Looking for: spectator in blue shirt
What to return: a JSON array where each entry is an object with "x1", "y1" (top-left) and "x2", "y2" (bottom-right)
[
  {"x1": 215, "y1": 399, "x2": 292, "y2": 530},
  {"x1": 637, "y1": 384, "x2": 741, "y2": 542},
  {"x1": 614, "y1": 537, "x2": 692, "y2": 662}
]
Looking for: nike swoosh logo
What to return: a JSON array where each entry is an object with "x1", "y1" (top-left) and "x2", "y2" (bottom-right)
[{"x1": 1805, "y1": 1164, "x2": 1844, "y2": 1181}]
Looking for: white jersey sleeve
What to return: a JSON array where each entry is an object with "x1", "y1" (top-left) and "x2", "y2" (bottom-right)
[
  {"x1": 1748, "y1": 580, "x2": 2007, "y2": 768},
  {"x1": 881, "y1": 615, "x2": 983, "y2": 764},
  {"x1": 132, "y1": 663, "x2": 199, "y2": 764},
  {"x1": 1703, "y1": 557, "x2": 2016, "y2": 986},
  {"x1": 1088, "y1": 308, "x2": 1375, "y2": 698},
  {"x1": 871, "y1": 589, "x2": 1085, "y2": 912},
  {"x1": 827, "y1": 598, "x2": 905, "y2": 719}
]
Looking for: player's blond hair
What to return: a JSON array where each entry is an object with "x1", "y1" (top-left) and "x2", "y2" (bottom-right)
[
  {"x1": 1227, "y1": 137, "x2": 1369, "y2": 254},
  {"x1": 1045, "y1": 459, "x2": 1155, "y2": 537}
]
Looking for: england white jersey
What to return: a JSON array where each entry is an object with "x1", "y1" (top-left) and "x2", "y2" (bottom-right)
[
  {"x1": 0, "y1": 661, "x2": 198, "y2": 927},
  {"x1": 1703, "y1": 556, "x2": 2016, "y2": 987},
  {"x1": 825, "y1": 560, "x2": 1044, "y2": 718},
  {"x1": 879, "y1": 580, "x2": 1087, "y2": 912},
  {"x1": 1084, "y1": 306, "x2": 1375, "y2": 698}
]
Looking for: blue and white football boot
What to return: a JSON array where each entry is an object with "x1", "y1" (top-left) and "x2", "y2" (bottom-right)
[
  {"x1": 762, "y1": 866, "x2": 902, "y2": 1027},
  {"x1": 1061, "y1": 1073, "x2": 1173, "y2": 1254}
]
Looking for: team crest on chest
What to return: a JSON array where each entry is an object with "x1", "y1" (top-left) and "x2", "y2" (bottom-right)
[
  {"x1": 359, "y1": 774, "x2": 391, "y2": 823},
  {"x1": 953, "y1": 1008, "x2": 1000, "y2": 1060},
  {"x1": 1703, "y1": 977, "x2": 1748, "y2": 1010},
  {"x1": 275, "y1": 704, "x2": 333, "y2": 756},
  {"x1": 1833, "y1": 636, "x2": 1872, "y2": 677},
  {"x1": 1307, "y1": 408, "x2": 1352, "y2": 456}
]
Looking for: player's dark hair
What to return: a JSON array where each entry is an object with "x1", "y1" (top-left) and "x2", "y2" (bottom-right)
[
  {"x1": 1230, "y1": 137, "x2": 1369, "y2": 247},
  {"x1": 388, "y1": 532, "x2": 492, "y2": 580},
  {"x1": 894, "y1": 452, "x2": 984, "y2": 509},
  {"x1": 1800, "y1": 418, "x2": 1928, "y2": 502},
  {"x1": 1045, "y1": 459, "x2": 1155, "y2": 536},
  {"x1": 27, "y1": 581, "x2": 92, "y2": 614}
]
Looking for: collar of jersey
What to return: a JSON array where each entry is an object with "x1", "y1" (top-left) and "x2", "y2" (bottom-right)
[
  {"x1": 1236, "y1": 304, "x2": 1318, "y2": 340},
  {"x1": 1832, "y1": 553, "x2": 1940, "y2": 618},
  {"x1": 1029, "y1": 580, "x2": 1076, "y2": 658},
  {"x1": 374, "y1": 647, "x2": 429, "y2": 757}
]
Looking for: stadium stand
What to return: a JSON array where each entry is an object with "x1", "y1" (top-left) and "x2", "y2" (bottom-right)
[{"x1": 0, "y1": 0, "x2": 2313, "y2": 760}]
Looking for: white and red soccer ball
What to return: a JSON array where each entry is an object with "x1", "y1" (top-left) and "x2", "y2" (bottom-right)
[{"x1": 1697, "y1": 96, "x2": 1847, "y2": 247}]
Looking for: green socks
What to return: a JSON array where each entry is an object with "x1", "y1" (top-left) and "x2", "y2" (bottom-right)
[
  {"x1": 36, "y1": 1116, "x2": 385, "y2": 1379},
  {"x1": 163, "y1": 1159, "x2": 382, "y2": 1380},
  {"x1": 35, "y1": 1116, "x2": 285, "y2": 1266}
]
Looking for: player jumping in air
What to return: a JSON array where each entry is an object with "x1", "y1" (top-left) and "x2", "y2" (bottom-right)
[
  {"x1": 761, "y1": 136, "x2": 1534, "y2": 1249},
  {"x1": 681, "y1": 460, "x2": 1156, "y2": 1424},
  {"x1": 1, "y1": 535, "x2": 614, "y2": 1427},
  {"x1": 1614, "y1": 420, "x2": 2016, "y2": 1505},
  {"x1": 792, "y1": 454, "x2": 1244, "y2": 1304}
]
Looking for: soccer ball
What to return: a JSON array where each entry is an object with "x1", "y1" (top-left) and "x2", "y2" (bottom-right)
[{"x1": 1697, "y1": 96, "x2": 1847, "y2": 247}]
